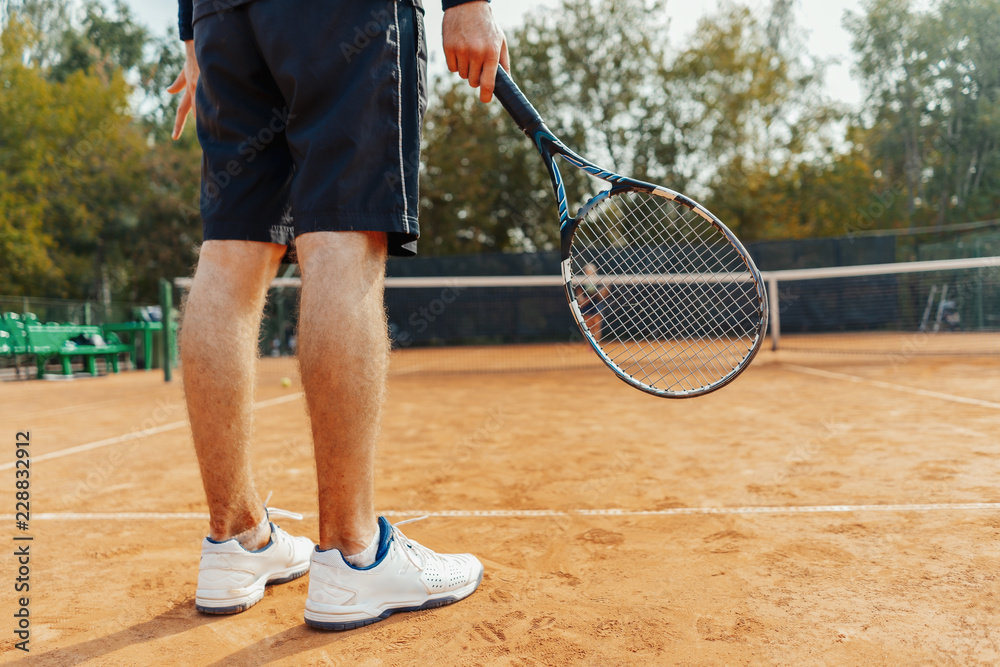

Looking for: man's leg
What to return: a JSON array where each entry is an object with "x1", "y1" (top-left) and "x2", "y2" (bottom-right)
[
  {"x1": 181, "y1": 239, "x2": 285, "y2": 546},
  {"x1": 295, "y1": 231, "x2": 388, "y2": 555},
  {"x1": 299, "y1": 231, "x2": 484, "y2": 631},
  {"x1": 184, "y1": 240, "x2": 315, "y2": 615}
]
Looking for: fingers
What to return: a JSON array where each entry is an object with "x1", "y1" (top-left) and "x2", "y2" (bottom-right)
[
  {"x1": 468, "y1": 52, "x2": 484, "y2": 89},
  {"x1": 166, "y1": 70, "x2": 186, "y2": 95},
  {"x1": 499, "y1": 38, "x2": 510, "y2": 73},
  {"x1": 480, "y1": 35, "x2": 508, "y2": 103},
  {"x1": 479, "y1": 55, "x2": 498, "y2": 103},
  {"x1": 456, "y1": 50, "x2": 470, "y2": 80},
  {"x1": 172, "y1": 89, "x2": 192, "y2": 140},
  {"x1": 446, "y1": 49, "x2": 458, "y2": 73},
  {"x1": 168, "y1": 69, "x2": 190, "y2": 140}
]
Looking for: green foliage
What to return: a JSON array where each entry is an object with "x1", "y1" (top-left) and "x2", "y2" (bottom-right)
[
  {"x1": 421, "y1": 0, "x2": 852, "y2": 247},
  {"x1": 420, "y1": 80, "x2": 556, "y2": 253},
  {"x1": 424, "y1": 0, "x2": 1000, "y2": 249},
  {"x1": 668, "y1": 4, "x2": 849, "y2": 238},
  {"x1": 0, "y1": 3, "x2": 198, "y2": 302},
  {"x1": 3, "y1": 0, "x2": 1000, "y2": 303},
  {"x1": 847, "y1": 0, "x2": 1000, "y2": 228},
  {"x1": 420, "y1": 0, "x2": 677, "y2": 253},
  {"x1": 0, "y1": 18, "x2": 57, "y2": 295}
]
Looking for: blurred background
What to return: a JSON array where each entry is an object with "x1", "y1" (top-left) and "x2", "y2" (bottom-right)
[{"x1": 1, "y1": 0, "x2": 998, "y2": 363}]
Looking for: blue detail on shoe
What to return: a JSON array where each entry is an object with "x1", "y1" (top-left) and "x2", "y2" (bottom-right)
[
  {"x1": 342, "y1": 516, "x2": 393, "y2": 571},
  {"x1": 374, "y1": 516, "x2": 393, "y2": 562},
  {"x1": 303, "y1": 568, "x2": 484, "y2": 631},
  {"x1": 248, "y1": 524, "x2": 277, "y2": 554},
  {"x1": 267, "y1": 565, "x2": 309, "y2": 585},
  {"x1": 197, "y1": 601, "x2": 256, "y2": 615},
  {"x1": 315, "y1": 517, "x2": 395, "y2": 571},
  {"x1": 203, "y1": 523, "x2": 276, "y2": 553}
]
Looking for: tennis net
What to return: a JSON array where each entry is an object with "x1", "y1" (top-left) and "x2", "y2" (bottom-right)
[
  {"x1": 173, "y1": 255, "x2": 1000, "y2": 377},
  {"x1": 765, "y1": 256, "x2": 1000, "y2": 356}
]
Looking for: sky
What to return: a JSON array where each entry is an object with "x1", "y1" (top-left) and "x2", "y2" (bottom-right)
[{"x1": 125, "y1": 0, "x2": 865, "y2": 107}]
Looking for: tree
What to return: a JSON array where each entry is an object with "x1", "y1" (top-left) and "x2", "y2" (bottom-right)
[
  {"x1": 846, "y1": 0, "x2": 1000, "y2": 228},
  {"x1": 0, "y1": 3, "x2": 198, "y2": 302},
  {"x1": 419, "y1": 0, "x2": 678, "y2": 254},
  {"x1": 420, "y1": 80, "x2": 557, "y2": 253},
  {"x1": 668, "y1": 3, "x2": 844, "y2": 239},
  {"x1": 0, "y1": 18, "x2": 57, "y2": 295}
]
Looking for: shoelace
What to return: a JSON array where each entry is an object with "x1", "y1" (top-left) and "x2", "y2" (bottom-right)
[
  {"x1": 391, "y1": 516, "x2": 441, "y2": 572},
  {"x1": 263, "y1": 491, "x2": 303, "y2": 521}
]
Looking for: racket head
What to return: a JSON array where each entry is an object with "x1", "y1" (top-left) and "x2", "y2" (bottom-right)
[{"x1": 562, "y1": 186, "x2": 768, "y2": 398}]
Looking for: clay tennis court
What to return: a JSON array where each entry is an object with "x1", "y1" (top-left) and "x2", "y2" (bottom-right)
[{"x1": 2, "y1": 340, "x2": 1000, "y2": 665}]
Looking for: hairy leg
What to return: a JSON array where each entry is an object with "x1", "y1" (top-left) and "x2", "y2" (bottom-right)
[
  {"x1": 181, "y1": 240, "x2": 285, "y2": 546},
  {"x1": 295, "y1": 231, "x2": 388, "y2": 553}
]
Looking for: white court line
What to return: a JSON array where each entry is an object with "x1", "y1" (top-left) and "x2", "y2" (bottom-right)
[
  {"x1": 783, "y1": 364, "x2": 1000, "y2": 410},
  {"x1": 0, "y1": 392, "x2": 304, "y2": 472},
  {"x1": 5, "y1": 503, "x2": 1000, "y2": 521}
]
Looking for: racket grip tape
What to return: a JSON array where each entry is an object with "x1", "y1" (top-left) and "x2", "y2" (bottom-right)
[{"x1": 494, "y1": 68, "x2": 545, "y2": 134}]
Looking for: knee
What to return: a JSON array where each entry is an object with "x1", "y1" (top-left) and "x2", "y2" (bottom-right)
[
  {"x1": 190, "y1": 240, "x2": 285, "y2": 299},
  {"x1": 296, "y1": 232, "x2": 387, "y2": 279}
]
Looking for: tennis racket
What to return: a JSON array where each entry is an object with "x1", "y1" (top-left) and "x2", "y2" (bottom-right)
[{"x1": 493, "y1": 68, "x2": 768, "y2": 398}]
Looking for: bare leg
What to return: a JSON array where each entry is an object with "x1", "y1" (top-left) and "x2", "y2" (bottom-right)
[
  {"x1": 295, "y1": 231, "x2": 388, "y2": 554},
  {"x1": 181, "y1": 240, "x2": 285, "y2": 546}
]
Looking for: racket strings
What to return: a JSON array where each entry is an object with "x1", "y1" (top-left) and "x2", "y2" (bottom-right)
[
  {"x1": 583, "y1": 207, "x2": 743, "y2": 389},
  {"x1": 577, "y1": 219, "x2": 755, "y2": 389},
  {"x1": 586, "y1": 201, "x2": 751, "y2": 360},
  {"x1": 584, "y1": 200, "x2": 756, "y2": 366},
  {"x1": 570, "y1": 190, "x2": 764, "y2": 394},
  {"x1": 612, "y1": 207, "x2": 753, "y2": 353},
  {"x1": 588, "y1": 196, "x2": 756, "y2": 345},
  {"x1": 624, "y1": 195, "x2": 758, "y2": 351}
]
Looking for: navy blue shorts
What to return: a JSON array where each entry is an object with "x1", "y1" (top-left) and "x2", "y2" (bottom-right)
[{"x1": 193, "y1": 0, "x2": 427, "y2": 257}]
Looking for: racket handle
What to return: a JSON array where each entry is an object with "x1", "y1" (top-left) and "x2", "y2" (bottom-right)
[{"x1": 494, "y1": 68, "x2": 545, "y2": 135}]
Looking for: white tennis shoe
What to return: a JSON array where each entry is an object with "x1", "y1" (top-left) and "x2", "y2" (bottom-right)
[
  {"x1": 304, "y1": 516, "x2": 484, "y2": 630},
  {"x1": 195, "y1": 506, "x2": 314, "y2": 614}
]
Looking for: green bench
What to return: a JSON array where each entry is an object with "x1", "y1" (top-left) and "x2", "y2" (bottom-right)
[
  {"x1": 1, "y1": 313, "x2": 131, "y2": 377},
  {"x1": 26, "y1": 324, "x2": 130, "y2": 377},
  {"x1": 0, "y1": 313, "x2": 32, "y2": 378}
]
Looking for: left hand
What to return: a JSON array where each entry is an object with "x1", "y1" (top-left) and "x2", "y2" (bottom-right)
[{"x1": 167, "y1": 40, "x2": 200, "y2": 140}]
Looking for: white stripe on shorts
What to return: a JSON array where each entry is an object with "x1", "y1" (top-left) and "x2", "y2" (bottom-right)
[{"x1": 392, "y1": 2, "x2": 409, "y2": 232}]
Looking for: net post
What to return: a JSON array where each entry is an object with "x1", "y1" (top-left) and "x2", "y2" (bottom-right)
[
  {"x1": 767, "y1": 275, "x2": 780, "y2": 351},
  {"x1": 159, "y1": 278, "x2": 175, "y2": 382}
]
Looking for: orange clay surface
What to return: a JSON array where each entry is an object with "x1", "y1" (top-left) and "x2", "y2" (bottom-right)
[{"x1": 1, "y1": 343, "x2": 1000, "y2": 665}]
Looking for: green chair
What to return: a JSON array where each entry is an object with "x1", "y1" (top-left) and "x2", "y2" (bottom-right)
[
  {"x1": 25, "y1": 322, "x2": 130, "y2": 377},
  {"x1": 1, "y1": 314, "x2": 33, "y2": 379}
]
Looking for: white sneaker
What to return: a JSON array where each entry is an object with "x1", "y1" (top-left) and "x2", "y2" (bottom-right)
[
  {"x1": 195, "y1": 507, "x2": 314, "y2": 614},
  {"x1": 304, "y1": 516, "x2": 484, "y2": 630}
]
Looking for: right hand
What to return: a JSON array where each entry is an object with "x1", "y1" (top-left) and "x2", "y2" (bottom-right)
[
  {"x1": 166, "y1": 40, "x2": 200, "y2": 140},
  {"x1": 442, "y1": 1, "x2": 510, "y2": 103}
]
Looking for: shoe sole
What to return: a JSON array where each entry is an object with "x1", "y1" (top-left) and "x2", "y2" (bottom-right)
[
  {"x1": 304, "y1": 569, "x2": 484, "y2": 631},
  {"x1": 195, "y1": 565, "x2": 309, "y2": 615}
]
